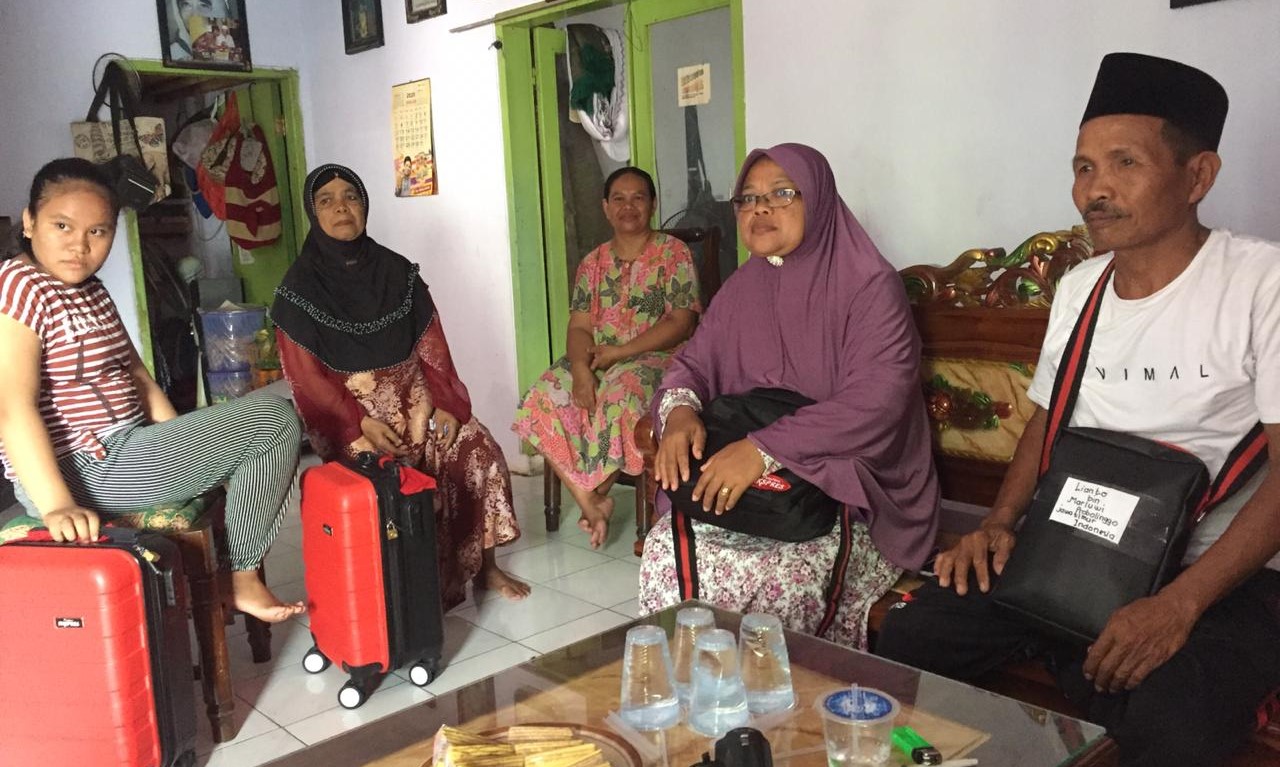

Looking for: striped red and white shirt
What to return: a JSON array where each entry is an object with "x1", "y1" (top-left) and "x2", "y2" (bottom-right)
[{"x1": 0, "y1": 258, "x2": 144, "y2": 478}]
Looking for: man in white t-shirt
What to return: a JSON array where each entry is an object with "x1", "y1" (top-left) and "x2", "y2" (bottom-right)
[{"x1": 878, "y1": 53, "x2": 1280, "y2": 766}]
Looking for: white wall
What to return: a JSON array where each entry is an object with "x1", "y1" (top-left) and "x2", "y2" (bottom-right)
[
  {"x1": 742, "y1": 0, "x2": 1280, "y2": 267},
  {"x1": 0, "y1": 0, "x2": 312, "y2": 347}
]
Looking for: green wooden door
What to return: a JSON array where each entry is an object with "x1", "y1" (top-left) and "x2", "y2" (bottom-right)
[{"x1": 533, "y1": 27, "x2": 573, "y2": 360}]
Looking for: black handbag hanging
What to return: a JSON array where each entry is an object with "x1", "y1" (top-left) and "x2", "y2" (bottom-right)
[
  {"x1": 83, "y1": 62, "x2": 159, "y2": 211},
  {"x1": 992, "y1": 262, "x2": 1268, "y2": 643}
]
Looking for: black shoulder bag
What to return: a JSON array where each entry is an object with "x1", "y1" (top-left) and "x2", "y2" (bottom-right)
[{"x1": 992, "y1": 262, "x2": 1268, "y2": 643}]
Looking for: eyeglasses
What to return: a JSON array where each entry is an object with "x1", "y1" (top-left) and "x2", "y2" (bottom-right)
[{"x1": 730, "y1": 188, "x2": 800, "y2": 213}]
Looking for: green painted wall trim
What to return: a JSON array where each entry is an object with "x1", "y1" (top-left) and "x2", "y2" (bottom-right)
[{"x1": 497, "y1": 27, "x2": 554, "y2": 395}]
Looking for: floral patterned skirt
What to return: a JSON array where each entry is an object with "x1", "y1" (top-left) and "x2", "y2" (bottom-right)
[
  {"x1": 638, "y1": 512, "x2": 902, "y2": 650},
  {"x1": 513, "y1": 353, "x2": 668, "y2": 490},
  {"x1": 417, "y1": 417, "x2": 521, "y2": 612}
]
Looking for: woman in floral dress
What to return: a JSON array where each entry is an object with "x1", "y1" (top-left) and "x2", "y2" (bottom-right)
[
  {"x1": 273, "y1": 164, "x2": 528, "y2": 608},
  {"x1": 514, "y1": 167, "x2": 701, "y2": 548}
]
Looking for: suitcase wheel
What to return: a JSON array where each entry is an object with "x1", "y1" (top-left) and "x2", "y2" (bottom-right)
[
  {"x1": 338, "y1": 681, "x2": 368, "y2": 709},
  {"x1": 407, "y1": 660, "x2": 439, "y2": 687},
  {"x1": 303, "y1": 646, "x2": 331, "y2": 674}
]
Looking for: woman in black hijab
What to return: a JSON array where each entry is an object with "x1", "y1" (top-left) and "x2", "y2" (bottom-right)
[{"x1": 273, "y1": 164, "x2": 529, "y2": 605}]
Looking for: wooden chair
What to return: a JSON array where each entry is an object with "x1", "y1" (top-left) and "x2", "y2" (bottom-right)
[
  {"x1": 542, "y1": 227, "x2": 724, "y2": 541},
  {"x1": 0, "y1": 489, "x2": 273, "y2": 744}
]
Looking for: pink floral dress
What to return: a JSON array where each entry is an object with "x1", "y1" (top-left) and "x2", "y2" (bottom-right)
[{"x1": 514, "y1": 233, "x2": 701, "y2": 489}]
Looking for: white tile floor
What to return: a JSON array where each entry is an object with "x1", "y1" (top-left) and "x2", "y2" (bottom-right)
[{"x1": 196, "y1": 458, "x2": 645, "y2": 766}]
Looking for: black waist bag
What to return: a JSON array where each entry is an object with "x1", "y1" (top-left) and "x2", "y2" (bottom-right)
[
  {"x1": 667, "y1": 388, "x2": 839, "y2": 542},
  {"x1": 992, "y1": 427, "x2": 1209, "y2": 643}
]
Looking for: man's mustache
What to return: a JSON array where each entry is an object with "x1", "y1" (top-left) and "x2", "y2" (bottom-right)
[{"x1": 1084, "y1": 199, "x2": 1125, "y2": 218}]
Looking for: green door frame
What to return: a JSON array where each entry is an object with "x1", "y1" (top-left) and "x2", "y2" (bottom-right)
[
  {"x1": 124, "y1": 60, "x2": 308, "y2": 372},
  {"x1": 532, "y1": 28, "x2": 573, "y2": 360},
  {"x1": 497, "y1": 0, "x2": 744, "y2": 395}
]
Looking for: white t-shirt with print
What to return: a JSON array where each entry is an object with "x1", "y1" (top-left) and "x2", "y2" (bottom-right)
[{"x1": 1027, "y1": 229, "x2": 1280, "y2": 570}]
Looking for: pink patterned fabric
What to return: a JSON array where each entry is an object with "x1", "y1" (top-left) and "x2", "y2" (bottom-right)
[{"x1": 639, "y1": 513, "x2": 901, "y2": 650}]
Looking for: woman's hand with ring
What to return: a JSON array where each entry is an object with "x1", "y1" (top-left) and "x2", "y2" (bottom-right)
[
  {"x1": 433, "y1": 408, "x2": 461, "y2": 451},
  {"x1": 691, "y1": 438, "x2": 766, "y2": 514}
]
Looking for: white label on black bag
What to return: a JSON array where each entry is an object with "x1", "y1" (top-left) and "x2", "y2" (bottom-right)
[{"x1": 1049, "y1": 477, "x2": 1140, "y2": 543}]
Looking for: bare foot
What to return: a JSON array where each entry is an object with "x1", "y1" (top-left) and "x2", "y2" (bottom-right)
[
  {"x1": 476, "y1": 555, "x2": 531, "y2": 601},
  {"x1": 577, "y1": 492, "x2": 614, "y2": 549},
  {"x1": 232, "y1": 570, "x2": 306, "y2": 623}
]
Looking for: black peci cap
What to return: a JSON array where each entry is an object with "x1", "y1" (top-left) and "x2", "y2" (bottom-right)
[{"x1": 1081, "y1": 52, "x2": 1228, "y2": 151}]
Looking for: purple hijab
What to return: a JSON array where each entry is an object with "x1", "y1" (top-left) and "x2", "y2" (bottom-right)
[{"x1": 653, "y1": 143, "x2": 939, "y2": 570}]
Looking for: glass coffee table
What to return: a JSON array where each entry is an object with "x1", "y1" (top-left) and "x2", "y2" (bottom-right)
[{"x1": 266, "y1": 602, "x2": 1113, "y2": 766}]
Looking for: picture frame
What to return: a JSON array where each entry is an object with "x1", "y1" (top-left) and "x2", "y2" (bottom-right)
[
  {"x1": 342, "y1": 0, "x2": 386, "y2": 55},
  {"x1": 405, "y1": 0, "x2": 448, "y2": 24},
  {"x1": 1170, "y1": 0, "x2": 1227, "y2": 6},
  {"x1": 156, "y1": 0, "x2": 252, "y2": 71}
]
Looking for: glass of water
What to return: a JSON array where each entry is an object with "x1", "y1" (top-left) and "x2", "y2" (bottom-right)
[
  {"x1": 672, "y1": 606, "x2": 715, "y2": 707},
  {"x1": 738, "y1": 613, "x2": 795, "y2": 714},
  {"x1": 687, "y1": 628, "x2": 750, "y2": 738},
  {"x1": 618, "y1": 625, "x2": 680, "y2": 731},
  {"x1": 816, "y1": 686, "x2": 899, "y2": 767}
]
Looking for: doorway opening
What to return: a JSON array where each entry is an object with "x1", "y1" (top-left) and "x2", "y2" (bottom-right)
[
  {"x1": 496, "y1": 0, "x2": 744, "y2": 393},
  {"x1": 125, "y1": 61, "x2": 307, "y2": 412}
]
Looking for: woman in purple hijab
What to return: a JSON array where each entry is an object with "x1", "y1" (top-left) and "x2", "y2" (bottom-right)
[{"x1": 639, "y1": 143, "x2": 940, "y2": 649}]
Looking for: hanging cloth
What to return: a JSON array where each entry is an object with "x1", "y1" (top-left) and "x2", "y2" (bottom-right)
[
  {"x1": 223, "y1": 122, "x2": 281, "y2": 249},
  {"x1": 566, "y1": 25, "x2": 629, "y2": 162},
  {"x1": 196, "y1": 92, "x2": 244, "y2": 221}
]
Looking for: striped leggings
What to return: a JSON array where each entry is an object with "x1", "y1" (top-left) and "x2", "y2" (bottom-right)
[{"x1": 15, "y1": 393, "x2": 302, "y2": 570}]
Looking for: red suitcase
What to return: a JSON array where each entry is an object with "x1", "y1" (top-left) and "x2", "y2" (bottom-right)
[
  {"x1": 0, "y1": 528, "x2": 197, "y2": 766},
  {"x1": 300, "y1": 453, "x2": 446, "y2": 709}
]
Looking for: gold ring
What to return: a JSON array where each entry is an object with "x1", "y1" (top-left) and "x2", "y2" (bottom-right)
[{"x1": 719, "y1": 487, "x2": 730, "y2": 495}]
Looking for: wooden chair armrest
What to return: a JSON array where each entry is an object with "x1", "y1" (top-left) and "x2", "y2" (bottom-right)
[{"x1": 635, "y1": 415, "x2": 656, "y2": 462}]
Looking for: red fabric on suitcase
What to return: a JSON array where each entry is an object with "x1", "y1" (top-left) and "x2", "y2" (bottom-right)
[{"x1": 0, "y1": 545, "x2": 163, "y2": 765}]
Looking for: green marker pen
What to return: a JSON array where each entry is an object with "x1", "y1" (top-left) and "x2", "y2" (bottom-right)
[{"x1": 892, "y1": 725, "x2": 942, "y2": 765}]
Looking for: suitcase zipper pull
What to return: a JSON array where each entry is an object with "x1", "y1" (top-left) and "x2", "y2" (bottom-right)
[
  {"x1": 134, "y1": 545, "x2": 161, "y2": 574},
  {"x1": 385, "y1": 521, "x2": 400, "y2": 541}
]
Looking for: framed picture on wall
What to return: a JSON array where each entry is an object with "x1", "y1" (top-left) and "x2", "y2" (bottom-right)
[
  {"x1": 156, "y1": 0, "x2": 252, "y2": 71},
  {"x1": 406, "y1": 0, "x2": 448, "y2": 24},
  {"x1": 342, "y1": 0, "x2": 385, "y2": 54}
]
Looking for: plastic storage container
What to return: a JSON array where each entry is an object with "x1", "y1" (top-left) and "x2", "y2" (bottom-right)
[
  {"x1": 207, "y1": 370, "x2": 254, "y2": 403},
  {"x1": 199, "y1": 304, "x2": 266, "y2": 372}
]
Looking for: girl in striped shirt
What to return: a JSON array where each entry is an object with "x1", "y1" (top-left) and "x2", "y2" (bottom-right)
[{"x1": 0, "y1": 157, "x2": 304, "y2": 623}]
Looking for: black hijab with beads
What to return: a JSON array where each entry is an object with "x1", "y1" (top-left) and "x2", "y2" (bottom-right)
[{"x1": 271, "y1": 163, "x2": 434, "y2": 373}]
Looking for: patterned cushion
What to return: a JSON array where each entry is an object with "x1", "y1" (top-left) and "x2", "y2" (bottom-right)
[
  {"x1": 0, "y1": 516, "x2": 40, "y2": 544},
  {"x1": 0, "y1": 495, "x2": 212, "y2": 544}
]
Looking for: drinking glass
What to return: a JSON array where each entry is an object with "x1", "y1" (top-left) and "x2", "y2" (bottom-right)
[
  {"x1": 687, "y1": 628, "x2": 750, "y2": 738},
  {"x1": 738, "y1": 612, "x2": 795, "y2": 714},
  {"x1": 618, "y1": 625, "x2": 680, "y2": 731},
  {"x1": 816, "y1": 686, "x2": 899, "y2": 767},
  {"x1": 672, "y1": 606, "x2": 715, "y2": 707}
]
